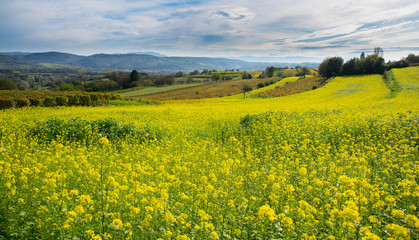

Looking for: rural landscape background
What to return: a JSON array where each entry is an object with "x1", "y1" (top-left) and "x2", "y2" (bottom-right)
[{"x1": 1, "y1": 0, "x2": 419, "y2": 239}]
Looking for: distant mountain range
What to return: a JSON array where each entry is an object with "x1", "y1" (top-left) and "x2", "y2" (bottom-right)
[{"x1": 0, "y1": 51, "x2": 319, "y2": 72}]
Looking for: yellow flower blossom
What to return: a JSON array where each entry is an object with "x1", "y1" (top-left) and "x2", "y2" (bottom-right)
[
  {"x1": 210, "y1": 231, "x2": 219, "y2": 240},
  {"x1": 257, "y1": 204, "x2": 276, "y2": 222}
]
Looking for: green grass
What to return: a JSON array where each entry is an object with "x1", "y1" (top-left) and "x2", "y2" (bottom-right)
[
  {"x1": 39, "y1": 63, "x2": 83, "y2": 69},
  {"x1": 119, "y1": 83, "x2": 207, "y2": 97},
  {"x1": 109, "y1": 100, "x2": 149, "y2": 106},
  {"x1": 223, "y1": 77, "x2": 294, "y2": 99},
  {"x1": 383, "y1": 71, "x2": 402, "y2": 98}
]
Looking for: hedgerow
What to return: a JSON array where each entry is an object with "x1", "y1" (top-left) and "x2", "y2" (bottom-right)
[{"x1": 0, "y1": 90, "x2": 118, "y2": 109}]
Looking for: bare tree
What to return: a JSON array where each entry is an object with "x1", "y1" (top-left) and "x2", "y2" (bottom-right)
[{"x1": 374, "y1": 47, "x2": 383, "y2": 58}]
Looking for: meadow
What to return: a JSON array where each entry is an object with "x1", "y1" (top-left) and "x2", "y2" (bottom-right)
[
  {"x1": 0, "y1": 67, "x2": 418, "y2": 239},
  {"x1": 138, "y1": 77, "x2": 272, "y2": 100},
  {"x1": 118, "y1": 84, "x2": 206, "y2": 98}
]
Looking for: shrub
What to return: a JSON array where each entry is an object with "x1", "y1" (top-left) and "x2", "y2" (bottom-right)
[
  {"x1": 92, "y1": 118, "x2": 139, "y2": 141},
  {"x1": 43, "y1": 97, "x2": 55, "y2": 107},
  {"x1": 68, "y1": 95, "x2": 80, "y2": 106},
  {"x1": 90, "y1": 94, "x2": 100, "y2": 105},
  {"x1": 55, "y1": 96, "x2": 68, "y2": 106},
  {"x1": 28, "y1": 118, "x2": 162, "y2": 146},
  {"x1": 257, "y1": 83, "x2": 265, "y2": 88},
  {"x1": 110, "y1": 94, "x2": 121, "y2": 100},
  {"x1": 29, "y1": 98, "x2": 42, "y2": 107},
  {"x1": 15, "y1": 98, "x2": 30, "y2": 108},
  {"x1": 102, "y1": 94, "x2": 110, "y2": 103},
  {"x1": 0, "y1": 99, "x2": 14, "y2": 109},
  {"x1": 79, "y1": 95, "x2": 91, "y2": 106},
  {"x1": 28, "y1": 118, "x2": 94, "y2": 144}
]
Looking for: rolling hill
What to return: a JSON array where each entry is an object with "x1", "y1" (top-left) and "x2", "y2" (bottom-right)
[
  {"x1": 0, "y1": 51, "x2": 318, "y2": 72},
  {"x1": 0, "y1": 54, "x2": 43, "y2": 69},
  {"x1": 1, "y1": 67, "x2": 418, "y2": 240},
  {"x1": 22, "y1": 52, "x2": 85, "y2": 65}
]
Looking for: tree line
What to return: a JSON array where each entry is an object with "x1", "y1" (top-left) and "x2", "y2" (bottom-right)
[{"x1": 318, "y1": 49, "x2": 419, "y2": 79}]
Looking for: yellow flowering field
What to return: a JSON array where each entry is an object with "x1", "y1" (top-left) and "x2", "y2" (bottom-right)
[{"x1": 0, "y1": 67, "x2": 418, "y2": 239}]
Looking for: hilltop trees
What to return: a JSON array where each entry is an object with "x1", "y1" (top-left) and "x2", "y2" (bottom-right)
[
  {"x1": 319, "y1": 57, "x2": 344, "y2": 79},
  {"x1": 341, "y1": 58, "x2": 360, "y2": 76},
  {"x1": 319, "y1": 48, "x2": 391, "y2": 78},
  {"x1": 405, "y1": 54, "x2": 419, "y2": 64},
  {"x1": 358, "y1": 54, "x2": 385, "y2": 74}
]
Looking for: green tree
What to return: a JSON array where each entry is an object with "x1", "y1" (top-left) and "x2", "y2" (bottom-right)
[
  {"x1": 266, "y1": 66, "x2": 275, "y2": 78},
  {"x1": 211, "y1": 73, "x2": 222, "y2": 81},
  {"x1": 129, "y1": 70, "x2": 140, "y2": 83},
  {"x1": 358, "y1": 55, "x2": 385, "y2": 75},
  {"x1": 175, "y1": 71, "x2": 184, "y2": 77},
  {"x1": 297, "y1": 67, "x2": 309, "y2": 78},
  {"x1": 59, "y1": 82, "x2": 76, "y2": 91},
  {"x1": 243, "y1": 84, "x2": 252, "y2": 98},
  {"x1": 105, "y1": 71, "x2": 119, "y2": 81},
  {"x1": 0, "y1": 79, "x2": 18, "y2": 90},
  {"x1": 190, "y1": 70, "x2": 200, "y2": 75},
  {"x1": 405, "y1": 54, "x2": 419, "y2": 64},
  {"x1": 341, "y1": 58, "x2": 360, "y2": 75},
  {"x1": 318, "y1": 57, "x2": 343, "y2": 79},
  {"x1": 242, "y1": 72, "x2": 252, "y2": 79}
]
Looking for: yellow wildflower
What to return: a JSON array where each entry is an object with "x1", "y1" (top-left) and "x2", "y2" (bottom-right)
[{"x1": 258, "y1": 204, "x2": 276, "y2": 222}]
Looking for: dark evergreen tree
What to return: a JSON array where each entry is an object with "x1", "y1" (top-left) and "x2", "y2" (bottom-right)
[{"x1": 129, "y1": 70, "x2": 140, "y2": 83}]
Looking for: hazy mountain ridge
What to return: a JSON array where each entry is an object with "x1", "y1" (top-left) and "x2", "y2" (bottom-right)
[
  {"x1": 0, "y1": 52, "x2": 319, "y2": 72},
  {"x1": 0, "y1": 54, "x2": 44, "y2": 69}
]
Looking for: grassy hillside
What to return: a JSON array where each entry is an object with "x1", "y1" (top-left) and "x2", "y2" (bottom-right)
[
  {"x1": 391, "y1": 66, "x2": 419, "y2": 98},
  {"x1": 138, "y1": 77, "x2": 274, "y2": 100},
  {"x1": 223, "y1": 76, "x2": 300, "y2": 99},
  {"x1": 0, "y1": 54, "x2": 43, "y2": 69},
  {"x1": 255, "y1": 76, "x2": 324, "y2": 98},
  {"x1": 119, "y1": 83, "x2": 206, "y2": 98},
  {"x1": 7, "y1": 52, "x2": 286, "y2": 72},
  {"x1": 0, "y1": 68, "x2": 418, "y2": 239}
]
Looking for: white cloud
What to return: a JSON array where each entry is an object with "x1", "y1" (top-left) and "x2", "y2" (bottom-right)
[{"x1": 0, "y1": 0, "x2": 418, "y2": 60}]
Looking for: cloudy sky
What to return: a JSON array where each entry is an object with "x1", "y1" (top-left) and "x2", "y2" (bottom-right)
[{"x1": 1, "y1": 0, "x2": 418, "y2": 62}]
